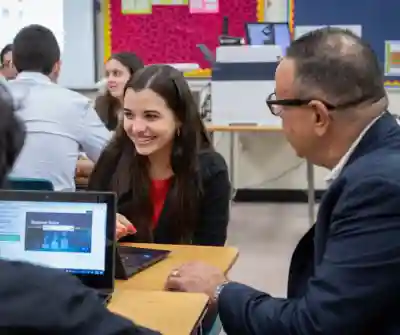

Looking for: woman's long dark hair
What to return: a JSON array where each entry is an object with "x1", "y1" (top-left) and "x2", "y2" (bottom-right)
[
  {"x1": 0, "y1": 84, "x2": 25, "y2": 184},
  {"x1": 89, "y1": 65, "x2": 212, "y2": 242},
  {"x1": 95, "y1": 52, "x2": 144, "y2": 130}
]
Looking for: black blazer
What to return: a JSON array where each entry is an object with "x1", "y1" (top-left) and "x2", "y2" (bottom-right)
[
  {"x1": 217, "y1": 112, "x2": 400, "y2": 335},
  {"x1": 89, "y1": 150, "x2": 231, "y2": 246},
  {"x1": 0, "y1": 260, "x2": 160, "y2": 334}
]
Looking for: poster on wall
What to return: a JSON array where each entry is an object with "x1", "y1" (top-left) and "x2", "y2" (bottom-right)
[
  {"x1": 189, "y1": 0, "x2": 219, "y2": 13},
  {"x1": 107, "y1": 0, "x2": 260, "y2": 74},
  {"x1": 385, "y1": 41, "x2": 400, "y2": 76},
  {"x1": 121, "y1": 0, "x2": 152, "y2": 14}
]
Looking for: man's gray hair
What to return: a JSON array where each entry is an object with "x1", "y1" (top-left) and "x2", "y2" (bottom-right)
[{"x1": 286, "y1": 27, "x2": 386, "y2": 106}]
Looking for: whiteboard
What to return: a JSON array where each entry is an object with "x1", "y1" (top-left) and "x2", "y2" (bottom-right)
[{"x1": 0, "y1": 0, "x2": 96, "y2": 89}]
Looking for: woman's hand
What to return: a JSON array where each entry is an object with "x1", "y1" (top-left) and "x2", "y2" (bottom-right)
[
  {"x1": 116, "y1": 213, "x2": 137, "y2": 240},
  {"x1": 75, "y1": 158, "x2": 94, "y2": 178}
]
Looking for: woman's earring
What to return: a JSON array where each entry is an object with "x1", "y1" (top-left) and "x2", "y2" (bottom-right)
[{"x1": 176, "y1": 128, "x2": 180, "y2": 136}]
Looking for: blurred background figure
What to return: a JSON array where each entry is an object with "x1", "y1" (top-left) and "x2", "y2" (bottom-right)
[
  {"x1": 0, "y1": 44, "x2": 17, "y2": 80},
  {"x1": 95, "y1": 52, "x2": 144, "y2": 131}
]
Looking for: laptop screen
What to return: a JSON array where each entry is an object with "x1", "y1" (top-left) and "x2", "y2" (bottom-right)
[
  {"x1": 273, "y1": 23, "x2": 291, "y2": 56},
  {"x1": 0, "y1": 200, "x2": 107, "y2": 276},
  {"x1": 246, "y1": 23, "x2": 292, "y2": 55},
  {"x1": 246, "y1": 23, "x2": 274, "y2": 45}
]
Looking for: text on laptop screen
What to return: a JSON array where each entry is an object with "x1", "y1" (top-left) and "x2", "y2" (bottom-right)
[{"x1": 0, "y1": 200, "x2": 107, "y2": 275}]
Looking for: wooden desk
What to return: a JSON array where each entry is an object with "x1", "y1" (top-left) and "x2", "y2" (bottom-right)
[
  {"x1": 117, "y1": 243, "x2": 238, "y2": 291},
  {"x1": 206, "y1": 124, "x2": 316, "y2": 226},
  {"x1": 109, "y1": 290, "x2": 208, "y2": 335}
]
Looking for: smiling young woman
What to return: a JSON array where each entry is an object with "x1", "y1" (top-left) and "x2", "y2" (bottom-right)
[{"x1": 88, "y1": 65, "x2": 231, "y2": 246}]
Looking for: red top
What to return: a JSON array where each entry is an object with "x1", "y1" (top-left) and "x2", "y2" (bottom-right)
[{"x1": 150, "y1": 178, "x2": 171, "y2": 228}]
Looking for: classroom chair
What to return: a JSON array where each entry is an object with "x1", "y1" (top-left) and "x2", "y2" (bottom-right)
[
  {"x1": 6, "y1": 177, "x2": 54, "y2": 191},
  {"x1": 207, "y1": 316, "x2": 223, "y2": 335}
]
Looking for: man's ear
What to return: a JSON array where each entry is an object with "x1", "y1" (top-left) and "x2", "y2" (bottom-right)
[
  {"x1": 51, "y1": 60, "x2": 62, "y2": 82},
  {"x1": 308, "y1": 100, "x2": 331, "y2": 137}
]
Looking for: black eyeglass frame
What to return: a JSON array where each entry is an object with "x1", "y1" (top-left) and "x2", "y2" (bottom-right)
[{"x1": 265, "y1": 92, "x2": 378, "y2": 116}]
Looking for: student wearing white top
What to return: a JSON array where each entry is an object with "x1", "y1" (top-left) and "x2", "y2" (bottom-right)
[{"x1": 8, "y1": 24, "x2": 111, "y2": 191}]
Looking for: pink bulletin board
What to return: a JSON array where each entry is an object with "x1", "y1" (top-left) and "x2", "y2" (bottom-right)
[{"x1": 103, "y1": 0, "x2": 266, "y2": 77}]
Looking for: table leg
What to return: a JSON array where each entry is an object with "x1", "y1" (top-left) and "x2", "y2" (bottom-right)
[
  {"x1": 229, "y1": 132, "x2": 237, "y2": 199},
  {"x1": 306, "y1": 160, "x2": 315, "y2": 226}
]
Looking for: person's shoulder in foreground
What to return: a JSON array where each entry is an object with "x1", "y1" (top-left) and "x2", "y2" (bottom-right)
[
  {"x1": 0, "y1": 260, "x2": 160, "y2": 334},
  {"x1": 337, "y1": 113, "x2": 400, "y2": 186}
]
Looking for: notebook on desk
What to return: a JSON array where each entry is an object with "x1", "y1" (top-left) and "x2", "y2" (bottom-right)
[{"x1": 0, "y1": 190, "x2": 116, "y2": 304}]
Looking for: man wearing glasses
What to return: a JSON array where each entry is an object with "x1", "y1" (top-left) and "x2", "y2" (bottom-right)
[
  {"x1": 0, "y1": 44, "x2": 16, "y2": 80},
  {"x1": 166, "y1": 27, "x2": 400, "y2": 334}
]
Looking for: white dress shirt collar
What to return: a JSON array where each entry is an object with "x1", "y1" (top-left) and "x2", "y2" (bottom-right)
[{"x1": 325, "y1": 114, "x2": 384, "y2": 185}]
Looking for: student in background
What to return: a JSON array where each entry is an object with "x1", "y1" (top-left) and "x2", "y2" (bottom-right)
[
  {"x1": 0, "y1": 44, "x2": 17, "y2": 80},
  {"x1": 0, "y1": 81, "x2": 159, "y2": 334},
  {"x1": 76, "y1": 52, "x2": 144, "y2": 182},
  {"x1": 95, "y1": 52, "x2": 144, "y2": 131},
  {"x1": 88, "y1": 65, "x2": 231, "y2": 246},
  {"x1": 8, "y1": 24, "x2": 111, "y2": 191}
]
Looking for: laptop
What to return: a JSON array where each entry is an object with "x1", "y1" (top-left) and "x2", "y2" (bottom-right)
[
  {"x1": 0, "y1": 190, "x2": 116, "y2": 304},
  {"x1": 115, "y1": 245, "x2": 171, "y2": 280}
]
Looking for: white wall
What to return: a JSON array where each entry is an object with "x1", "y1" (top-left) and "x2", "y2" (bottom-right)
[{"x1": 86, "y1": 0, "x2": 400, "y2": 191}]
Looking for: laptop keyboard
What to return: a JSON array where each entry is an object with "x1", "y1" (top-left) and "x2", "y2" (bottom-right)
[{"x1": 121, "y1": 253, "x2": 153, "y2": 268}]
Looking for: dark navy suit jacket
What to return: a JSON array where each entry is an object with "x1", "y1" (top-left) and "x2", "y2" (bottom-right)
[
  {"x1": 0, "y1": 260, "x2": 160, "y2": 334},
  {"x1": 218, "y1": 112, "x2": 400, "y2": 335}
]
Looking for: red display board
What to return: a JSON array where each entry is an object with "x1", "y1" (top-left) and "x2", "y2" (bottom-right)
[{"x1": 104, "y1": 0, "x2": 265, "y2": 77}]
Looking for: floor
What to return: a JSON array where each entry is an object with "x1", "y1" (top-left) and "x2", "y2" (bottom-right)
[
  {"x1": 226, "y1": 202, "x2": 312, "y2": 297},
  {"x1": 215, "y1": 202, "x2": 312, "y2": 334}
]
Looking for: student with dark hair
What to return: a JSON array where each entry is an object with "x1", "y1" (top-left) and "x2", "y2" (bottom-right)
[
  {"x1": 7, "y1": 24, "x2": 111, "y2": 191},
  {"x1": 96, "y1": 52, "x2": 144, "y2": 131},
  {"x1": 0, "y1": 43, "x2": 16, "y2": 80},
  {"x1": 88, "y1": 65, "x2": 230, "y2": 245},
  {"x1": 0, "y1": 82, "x2": 159, "y2": 334}
]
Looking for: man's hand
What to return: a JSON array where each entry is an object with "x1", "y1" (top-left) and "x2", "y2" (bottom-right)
[
  {"x1": 165, "y1": 262, "x2": 227, "y2": 299},
  {"x1": 116, "y1": 213, "x2": 136, "y2": 240}
]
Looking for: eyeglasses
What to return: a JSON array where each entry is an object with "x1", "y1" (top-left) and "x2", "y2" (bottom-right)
[{"x1": 266, "y1": 92, "x2": 377, "y2": 116}]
